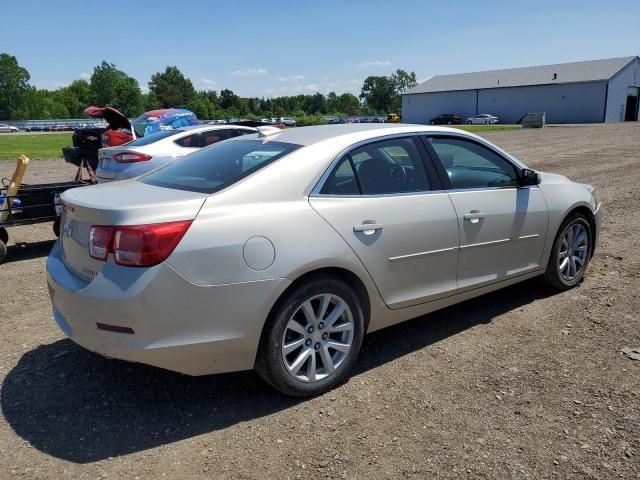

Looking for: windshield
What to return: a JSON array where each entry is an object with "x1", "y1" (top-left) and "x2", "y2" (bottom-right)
[
  {"x1": 140, "y1": 139, "x2": 301, "y2": 193},
  {"x1": 126, "y1": 130, "x2": 178, "y2": 146}
]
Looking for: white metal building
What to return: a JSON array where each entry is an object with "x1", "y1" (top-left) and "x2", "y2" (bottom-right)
[{"x1": 402, "y1": 56, "x2": 640, "y2": 124}]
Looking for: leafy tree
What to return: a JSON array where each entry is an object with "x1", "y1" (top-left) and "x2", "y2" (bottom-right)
[
  {"x1": 360, "y1": 76, "x2": 397, "y2": 113},
  {"x1": 148, "y1": 66, "x2": 196, "y2": 108},
  {"x1": 0, "y1": 53, "x2": 31, "y2": 119},
  {"x1": 339, "y1": 93, "x2": 360, "y2": 115},
  {"x1": 391, "y1": 69, "x2": 417, "y2": 95},
  {"x1": 219, "y1": 89, "x2": 239, "y2": 110},
  {"x1": 89, "y1": 61, "x2": 143, "y2": 115},
  {"x1": 390, "y1": 69, "x2": 417, "y2": 111},
  {"x1": 143, "y1": 92, "x2": 162, "y2": 111},
  {"x1": 113, "y1": 76, "x2": 144, "y2": 117},
  {"x1": 54, "y1": 80, "x2": 92, "y2": 117}
]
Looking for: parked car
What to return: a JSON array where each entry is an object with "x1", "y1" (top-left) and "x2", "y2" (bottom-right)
[
  {"x1": 96, "y1": 124, "x2": 261, "y2": 182},
  {"x1": 63, "y1": 107, "x2": 199, "y2": 171},
  {"x1": 430, "y1": 113, "x2": 461, "y2": 125},
  {"x1": 0, "y1": 123, "x2": 19, "y2": 133},
  {"x1": 48, "y1": 124, "x2": 602, "y2": 397},
  {"x1": 466, "y1": 114, "x2": 499, "y2": 125},
  {"x1": 278, "y1": 117, "x2": 297, "y2": 126}
]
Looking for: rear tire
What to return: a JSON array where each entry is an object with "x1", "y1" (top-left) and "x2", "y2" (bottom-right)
[
  {"x1": 543, "y1": 212, "x2": 592, "y2": 290},
  {"x1": 255, "y1": 276, "x2": 365, "y2": 397},
  {"x1": 466, "y1": 120, "x2": 472, "y2": 124},
  {"x1": 0, "y1": 239, "x2": 7, "y2": 264},
  {"x1": 52, "y1": 218, "x2": 61, "y2": 237}
]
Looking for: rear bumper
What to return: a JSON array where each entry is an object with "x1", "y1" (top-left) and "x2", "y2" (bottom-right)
[{"x1": 46, "y1": 241, "x2": 290, "y2": 375}]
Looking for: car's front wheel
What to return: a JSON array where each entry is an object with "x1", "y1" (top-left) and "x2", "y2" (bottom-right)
[
  {"x1": 543, "y1": 212, "x2": 592, "y2": 290},
  {"x1": 255, "y1": 276, "x2": 365, "y2": 397}
]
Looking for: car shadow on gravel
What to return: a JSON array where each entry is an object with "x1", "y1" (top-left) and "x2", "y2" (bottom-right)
[
  {"x1": 1, "y1": 279, "x2": 554, "y2": 463},
  {"x1": 3, "y1": 240, "x2": 55, "y2": 264}
]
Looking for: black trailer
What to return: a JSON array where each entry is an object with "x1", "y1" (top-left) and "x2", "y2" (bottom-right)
[{"x1": 0, "y1": 180, "x2": 88, "y2": 263}]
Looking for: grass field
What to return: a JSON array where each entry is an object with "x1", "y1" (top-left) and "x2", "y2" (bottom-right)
[
  {"x1": 0, "y1": 133, "x2": 71, "y2": 160},
  {"x1": 453, "y1": 124, "x2": 521, "y2": 132}
]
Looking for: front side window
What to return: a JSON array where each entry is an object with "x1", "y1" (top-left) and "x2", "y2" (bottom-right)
[
  {"x1": 427, "y1": 137, "x2": 519, "y2": 189},
  {"x1": 140, "y1": 140, "x2": 301, "y2": 193},
  {"x1": 321, "y1": 137, "x2": 431, "y2": 195}
]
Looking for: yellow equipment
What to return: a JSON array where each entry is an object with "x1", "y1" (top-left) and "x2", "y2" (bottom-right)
[
  {"x1": 0, "y1": 155, "x2": 29, "y2": 223},
  {"x1": 384, "y1": 113, "x2": 401, "y2": 123}
]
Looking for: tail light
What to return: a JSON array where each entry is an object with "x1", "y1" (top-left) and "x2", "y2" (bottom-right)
[
  {"x1": 100, "y1": 133, "x2": 109, "y2": 147},
  {"x1": 113, "y1": 152, "x2": 152, "y2": 163},
  {"x1": 89, "y1": 226, "x2": 114, "y2": 260},
  {"x1": 88, "y1": 221, "x2": 192, "y2": 267}
]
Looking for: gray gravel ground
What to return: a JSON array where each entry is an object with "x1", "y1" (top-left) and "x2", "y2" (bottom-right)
[{"x1": 0, "y1": 123, "x2": 639, "y2": 479}]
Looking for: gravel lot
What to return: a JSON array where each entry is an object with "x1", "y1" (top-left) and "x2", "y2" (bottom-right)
[{"x1": 0, "y1": 124, "x2": 639, "y2": 479}]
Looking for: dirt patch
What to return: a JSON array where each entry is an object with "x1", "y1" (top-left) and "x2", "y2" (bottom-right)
[{"x1": 1, "y1": 124, "x2": 639, "y2": 479}]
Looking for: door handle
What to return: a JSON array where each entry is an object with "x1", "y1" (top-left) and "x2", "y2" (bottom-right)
[
  {"x1": 463, "y1": 211, "x2": 485, "y2": 223},
  {"x1": 353, "y1": 222, "x2": 383, "y2": 234}
]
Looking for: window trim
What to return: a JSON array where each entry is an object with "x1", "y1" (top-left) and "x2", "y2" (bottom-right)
[
  {"x1": 419, "y1": 133, "x2": 526, "y2": 192},
  {"x1": 311, "y1": 133, "x2": 444, "y2": 197}
]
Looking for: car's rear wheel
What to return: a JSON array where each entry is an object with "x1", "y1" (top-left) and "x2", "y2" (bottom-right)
[
  {"x1": 466, "y1": 120, "x2": 472, "y2": 124},
  {"x1": 543, "y1": 213, "x2": 592, "y2": 290},
  {"x1": 255, "y1": 276, "x2": 365, "y2": 397}
]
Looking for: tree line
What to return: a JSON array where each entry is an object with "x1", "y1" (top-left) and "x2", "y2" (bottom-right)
[{"x1": 0, "y1": 53, "x2": 417, "y2": 121}]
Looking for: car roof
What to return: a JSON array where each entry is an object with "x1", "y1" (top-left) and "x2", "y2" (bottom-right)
[{"x1": 252, "y1": 123, "x2": 472, "y2": 147}]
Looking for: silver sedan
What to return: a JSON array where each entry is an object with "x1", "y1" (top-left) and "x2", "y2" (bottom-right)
[{"x1": 47, "y1": 124, "x2": 602, "y2": 397}]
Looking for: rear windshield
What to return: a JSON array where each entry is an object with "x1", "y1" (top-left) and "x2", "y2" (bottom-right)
[
  {"x1": 131, "y1": 115, "x2": 152, "y2": 137},
  {"x1": 127, "y1": 130, "x2": 177, "y2": 146},
  {"x1": 139, "y1": 139, "x2": 301, "y2": 193}
]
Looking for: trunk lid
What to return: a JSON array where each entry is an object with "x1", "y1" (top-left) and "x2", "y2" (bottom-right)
[
  {"x1": 59, "y1": 181, "x2": 207, "y2": 282},
  {"x1": 84, "y1": 106, "x2": 132, "y2": 131}
]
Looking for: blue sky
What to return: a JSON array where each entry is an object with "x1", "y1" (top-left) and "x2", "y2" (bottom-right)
[{"x1": 2, "y1": 0, "x2": 638, "y2": 97}]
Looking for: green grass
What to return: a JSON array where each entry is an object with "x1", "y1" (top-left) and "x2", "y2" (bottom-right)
[
  {"x1": 453, "y1": 124, "x2": 521, "y2": 132},
  {"x1": 0, "y1": 133, "x2": 71, "y2": 160}
]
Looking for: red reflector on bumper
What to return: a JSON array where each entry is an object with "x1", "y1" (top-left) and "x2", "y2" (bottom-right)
[{"x1": 96, "y1": 322, "x2": 135, "y2": 334}]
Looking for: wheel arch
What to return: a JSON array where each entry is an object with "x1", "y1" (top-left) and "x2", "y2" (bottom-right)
[
  {"x1": 563, "y1": 204, "x2": 597, "y2": 259},
  {"x1": 255, "y1": 266, "x2": 373, "y2": 368}
]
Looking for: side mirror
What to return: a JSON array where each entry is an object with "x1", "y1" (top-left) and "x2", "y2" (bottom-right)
[{"x1": 519, "y1": 168, "x2": 540, "y2": 187}]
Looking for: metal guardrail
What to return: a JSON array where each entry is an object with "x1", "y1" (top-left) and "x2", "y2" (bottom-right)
[{"x1": 0, "y1": 119, "x2": 107, "y2": 130}]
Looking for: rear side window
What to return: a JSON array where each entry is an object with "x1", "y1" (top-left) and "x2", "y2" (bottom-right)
[
  {"x1": 174, "y1": 133, "x2": 199, "y2": 147},
  {"x1": 200, "y1": 129, "x2": 237, "y2": 147},
  {"x1": 321, "y1": 156, "x2": 359, "y2": 195},
  {"x1": 140, "y1": 140, "x2": 301, "y2": 193}
]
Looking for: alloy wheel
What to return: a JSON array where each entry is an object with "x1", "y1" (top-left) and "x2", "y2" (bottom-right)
[
  {"x1": 281, "y1": 294, "x2": 354, "y2": 383},
  {"x1": 558, "y1": 222, "x2": 589, "y2": 281}
]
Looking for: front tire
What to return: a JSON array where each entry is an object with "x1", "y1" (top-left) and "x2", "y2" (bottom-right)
[
  {"x1": 543, "y1": 213, "x2": 592, "y2": 290},
  {"x1": 255, "y1": 276, "x2": 365, "y2": 397}
]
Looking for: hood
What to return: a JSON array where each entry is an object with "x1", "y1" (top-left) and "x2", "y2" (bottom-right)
[
  {"x1": 84, "y1": 106, "x2": 131, "y2": 131},
  {"x1": 538, "y1": 171, "x2": 572, "y2": 185}
]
